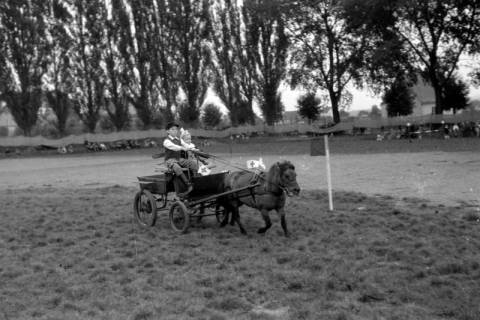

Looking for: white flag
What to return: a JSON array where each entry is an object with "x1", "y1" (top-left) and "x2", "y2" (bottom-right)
[
  {"x1": 198, "y1": 164, "x2": 211, "y2": 176},
  {"x1": 246, "y1": 158, "x2": 266, "y2": 171}
]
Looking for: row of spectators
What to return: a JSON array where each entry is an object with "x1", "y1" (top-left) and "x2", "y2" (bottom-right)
[
  {"x1": 376, "y1": 121, "x2": 480, "y2": 141},
  {"x1": 58, "y1": 138, "x2": 158, "y2": 154},
  {"x1": 442, "y1": 121, "x2": 480, "y2": 139}
]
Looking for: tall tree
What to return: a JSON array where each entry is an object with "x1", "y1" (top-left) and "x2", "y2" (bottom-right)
[
  {"x1": 287, "y1": 0, "x2": 370, "y2": 124},
  {"x1": 0, "y1": 0, "x2": 50, "y2": 136},
  {"x1": 151, "y1": 0, "x2": 179, "y2": 123},
  {"x1": 44, "y1": 0, "x2": 75, "y2": 136},
  {"x1": 170, "y1": 0, "x2": 212, "y2": 126},
  {"x1": 390, "y1": 0, "x2": 480, "y2": 114},
  {"x1": 244, "y1": 0, "x2": 288, "y2": 125},
  {"x1": 119, "y1": 0, "x2": 161, "y2": 129},
  {"x1": 102, "y1": 0, "x2": 130, "y2": 131},
  {"x1": 209, "y1": 0, "x2": 255, "y2": 126},
  {"x1": 70, "y1": 0, "x2": 106, "y2": 133}
]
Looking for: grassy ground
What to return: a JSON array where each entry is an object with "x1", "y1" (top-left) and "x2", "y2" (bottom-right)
[{"x1": 1, "y1": 186, "x2": 479, "y2": 320}]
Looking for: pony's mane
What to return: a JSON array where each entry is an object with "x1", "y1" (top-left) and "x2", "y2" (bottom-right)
[{"x1": 265, "y1": 160, "x2": 294, "y2": 193}]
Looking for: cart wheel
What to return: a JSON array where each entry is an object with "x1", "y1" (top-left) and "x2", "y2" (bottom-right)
[
  {"x1": 215, "y1": 203, "x2": 228, "y2": 223},
  {"x1": 133, "y1": 190, "x2": 157, "y2": 227},
  {"x1": 169, "y1": 201, "x2": 190, "y2": 233}
]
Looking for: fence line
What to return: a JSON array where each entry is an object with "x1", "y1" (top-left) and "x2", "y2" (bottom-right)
[{"x1": 1, "y1": 112, "x2": 479, "y2": 147}]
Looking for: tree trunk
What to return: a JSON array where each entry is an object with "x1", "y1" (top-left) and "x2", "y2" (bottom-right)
[
  {"x1": 432, "y1": 84, "x2": 443, "y2": 115},
  {"x1": 328, "y1": 90, "x2": 340, "y2": 124},
  {"x1": 263, "y1": 85, "x2": 278, "y2": 126}
]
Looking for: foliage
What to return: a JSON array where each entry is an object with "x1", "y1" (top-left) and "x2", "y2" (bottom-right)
[
  {"x1": 244, "y1": 0, "x2": 288, "y2": 125},
  {"x1": 115, "y1": 0, "x2": 173, "y2": 129},
  {"x1": 0, "y1": 0, "x2": 50, "y2": 136},
  {"x1": 170, "y1": 0, "x2": 212, "y2": 126},
  {"x1": 201, "y1": 103, "x2": 222, "y2": 128},
  {"x1": 1, "y1": 0, "x2": 479, "y2": 136},
  {"x1": 102, "y1": 9, "x2": 130, "y2": 131},
  {"x1": 341, "y1": 0, "x2": 414, "y2": 92},
  {"x1": 151, "y1": 111, "x2": 164, "y2": 130},
  {"x1": 389, "y1": 0, "x2": 480, "y2": 114},
  {"x1": 178, "y1": 101, "x2": 200, "y2": 127},
  {"x1": 296, "y1": 92, "x2": 322, "y2": 123},
  {"x1": 287, "y1": 0, "x2": 374, "y2": 124},
  {"x1": 43, "y1": 0, "x2": 75, "y2": 137},
  {"x1": 382, "y1": 77, "x2": 414, "y2": 117},
  {"x1": 70, "y1": 0, "x2": 106, "y2": 133},
  {"x1": 209, "y1": 0, "x2": 256, "y2": 126},
  {"x1": 231, "y1": 99, "x2": 256, "y2": 126},
  {"x1": 45, "y1": 90, "x2": 71, "y2": 136},
  {"x1": 442, "y1": 76, "x2": 469, "y2": 114}
]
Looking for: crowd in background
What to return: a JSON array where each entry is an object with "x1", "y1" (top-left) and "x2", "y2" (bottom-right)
[{"x1": 376, "y1": 121, "x2": 480, "y2": 141}]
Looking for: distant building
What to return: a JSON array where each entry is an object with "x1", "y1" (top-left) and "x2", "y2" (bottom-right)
[
  {"x1": 278, "y1": 110, "x2": 303, "y2": 124},
  {"x1": 411, "y1": 78, "x2": 436, "y2": 116}
]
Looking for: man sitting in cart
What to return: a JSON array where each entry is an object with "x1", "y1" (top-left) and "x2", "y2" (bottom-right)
[{"x1": 163, "y1": 122, "x2": 199, "y2": 196}]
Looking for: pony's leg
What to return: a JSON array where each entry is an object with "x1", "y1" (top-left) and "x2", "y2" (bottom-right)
[
  {"x1": 277, "y1": 208, "x2": 289, "y2": 237},
  {"x1": 258, "y1": 209, "x2": 272, "y2": 234},
  {"x1": 229, "y1": 209, "x2": 236, "y2": 226},
  {"x1": 232, "y1": 206, "x2": 247, "y2": 235},
  {"x1": 219, "y1": 204, "x2": 230, "y2": 227}
]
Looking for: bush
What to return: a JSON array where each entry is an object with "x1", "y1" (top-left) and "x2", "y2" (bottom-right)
[
  {"x1": 178, "y1": 101, "x2": 200, "y2": 127},
  {"x1": 151, "y1": 112, "x2": 164, "y2": 130},
  {"x1": 202, "y1": 103, "x2": 222, "y2": 129},
  {"x1": 99, "y1": 115, "x2": 115, "y2": 133}
]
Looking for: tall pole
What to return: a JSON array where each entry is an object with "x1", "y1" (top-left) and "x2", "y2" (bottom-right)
[{"x1": 325, "y1": 134, "x2": 333, "y2": 211}]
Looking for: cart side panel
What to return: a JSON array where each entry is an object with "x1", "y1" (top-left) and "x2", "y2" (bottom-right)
[
  {"x1": 138, "y1": 174, "x2": 174, "y2": 194},
  {"x1": 189, "y1": 172, "x2": 228, "y2": 198}
]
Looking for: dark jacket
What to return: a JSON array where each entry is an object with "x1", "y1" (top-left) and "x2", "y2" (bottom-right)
[{"x1": 164, "y1": 137, "x2": 182, "y2": 161}]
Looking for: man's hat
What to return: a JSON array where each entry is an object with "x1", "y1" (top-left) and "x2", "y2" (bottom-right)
[{"x1": 166, "y1": 122, "x2": 179, "y2": 130}]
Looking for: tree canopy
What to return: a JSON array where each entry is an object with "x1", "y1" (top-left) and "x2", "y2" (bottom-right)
[{"x1": 1, "y1": 0, "x2": 479, "y2": 137}]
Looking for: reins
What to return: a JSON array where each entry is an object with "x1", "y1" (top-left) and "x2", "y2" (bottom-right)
[{"x1": 193, "y1": 151, "x2": 294, "y2": 197}]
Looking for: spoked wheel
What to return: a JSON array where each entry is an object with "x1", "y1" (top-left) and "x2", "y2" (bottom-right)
[
  {"x1": 215, "y1": 203, "x2": 228, "y2": 224},
  {"x1": 169, "y1": 200, "x2": 190, "y2": 233},
  {"x1": 133, "y1": 190, "x2": 157, "y2": 227}
]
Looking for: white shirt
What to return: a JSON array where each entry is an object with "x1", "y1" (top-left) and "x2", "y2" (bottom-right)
[{"x1": 163, "y1": 135, "x2": 196, "y2": 151}]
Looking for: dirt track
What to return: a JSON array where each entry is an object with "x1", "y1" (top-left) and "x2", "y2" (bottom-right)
[{"x1": 1, "y1": 150, "x2": 479, "y2": 206}]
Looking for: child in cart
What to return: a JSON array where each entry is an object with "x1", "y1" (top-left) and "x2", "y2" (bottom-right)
[{"x1": 163, "y1": 122, "x2": 199, "y2": 196}]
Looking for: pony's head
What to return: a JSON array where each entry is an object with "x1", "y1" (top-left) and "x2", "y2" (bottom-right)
[{"x1": 266, "y1": 161, "x2": 300, "y2": 196}]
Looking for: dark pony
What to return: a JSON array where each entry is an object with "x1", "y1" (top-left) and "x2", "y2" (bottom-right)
[{"x1": 220, "y1": 160, "x2": 300, "y2": 236}]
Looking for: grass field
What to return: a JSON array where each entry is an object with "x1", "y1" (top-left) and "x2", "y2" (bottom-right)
[
  {"x1": 1, "y1": 185, "x2": 479, "y2": 320},
  {"x1": 1, "y1": 136, "x2": 480, "y2": 319}
]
